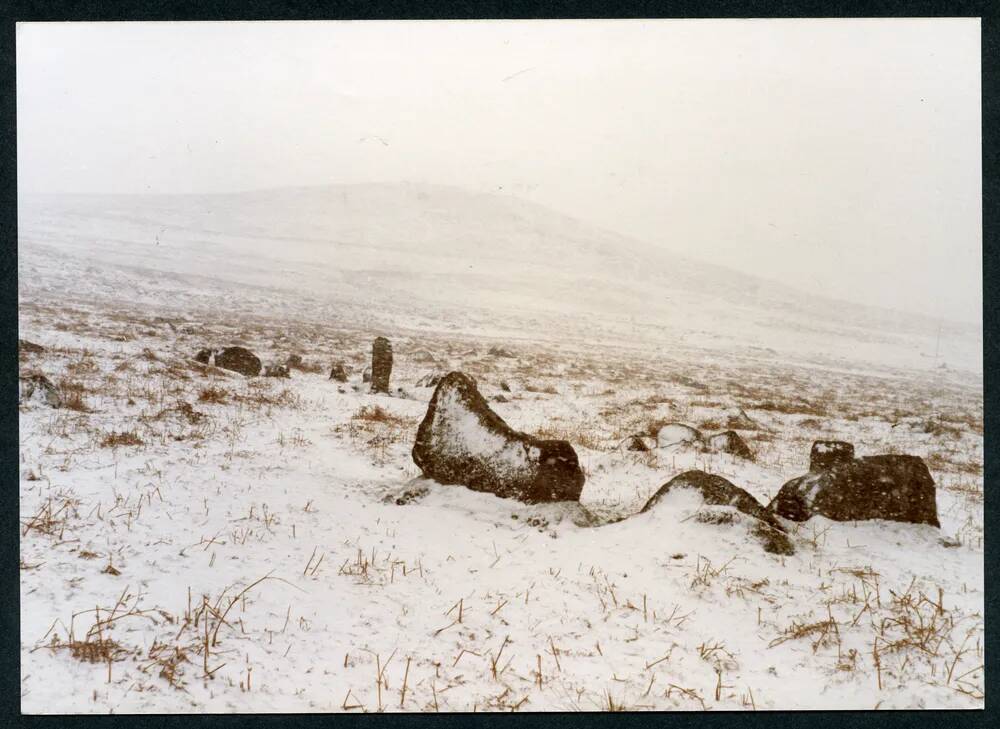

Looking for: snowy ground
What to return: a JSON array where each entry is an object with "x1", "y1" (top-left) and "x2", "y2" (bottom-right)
[{"x1": 18, "y1": 234, "x2": 984, "y2": 713}]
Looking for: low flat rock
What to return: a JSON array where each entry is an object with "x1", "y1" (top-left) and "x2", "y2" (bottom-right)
[
  {"x1": 641, "y1": 470, "x2": 793, "y2": 555},
  {"x1": 412, "y1": 372, "x2": 585, "y2": 504}
]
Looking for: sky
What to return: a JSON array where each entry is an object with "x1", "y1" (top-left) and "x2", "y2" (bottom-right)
[{"x1": 16, "y1": 19, "x2": 982, "y2": 323}]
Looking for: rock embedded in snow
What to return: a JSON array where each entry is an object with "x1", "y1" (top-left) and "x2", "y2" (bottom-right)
[
  {"x1": 19, "y1": 339, "x2": 45, "y2": 355},
  {"x1": 370, "y1": 337, "x2": 393, "y2": 393},
  {"x1": 655, "y1": 423, "x2": 702, "y2": 448},
  {"x1": 263, "y1": 364, "x2": 290, "y2": 378},
  {"x1": 415, "y1": 372, "x2": 444, "y2": 388},
  {"x1": 724, "y1": 408, "x2": 758, "y2": 430},
  {"x1": 19, "y1": 374, "x2": 62, "y2": 408},
  {"x1": 194, "y1": 348, "x2": 214, "y2": 365},
  {"x1": 768, "y1": 450, "x2": 939, "y2": 527},
  {"x1": 411, "y1": 372, "x2": 585, "y2": 503},
  {"x1": 487, "y1": 345, "x2": 515, "y2": 358},
  {"x1": 214, "y1": 346, "x2": 262, "y2": 377},
  {"x1": 809, "y1": 440, "x2": 855, "y2": 471},
  {"x1": 641, "y1": 470, "x2": 793, "y2": 555},
  {"x1": 362, "y1": 365, "x2": 372, "y2": 383},
  {"x1": 655, "y1": 423, "x2": 754, "y2": 461},
  {"x1": 328, "y1": 361, "x2": 349, "y2": 382},
  {"x1": 623, "y1": 434, "x2": 655, "y2": 452},
  {"x1": 705, "y1": 430, "x2": 755, "y2": 461},
  {"x1": 285, "y1": 354, "x2": 304, "y2": 369}
]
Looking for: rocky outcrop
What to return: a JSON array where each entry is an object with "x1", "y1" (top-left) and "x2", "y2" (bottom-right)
[
  {"x1": 412, "y1": 372, "x2": 585, "y2": 503},
  {"x1": 768, "y1": 442, "x2": 939, "y2": 527},
  {"x1": 19, "y1": 340, "x2": 45, "y2": 355}
]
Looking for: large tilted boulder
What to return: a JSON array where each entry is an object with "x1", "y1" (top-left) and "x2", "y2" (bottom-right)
[
  {"x1": 412, "y1": 372, "x2": 585, "y2": 503},
  {"x1": 641, "y1": 470, "x2": 793, "y2": 555},
  {"x1": 655, "y1": 423, "x2": 755, "y2": 461},
  {"x1": 19, "y1": 374, "x2": 62, "y2": 408},
  {"x1": 371, "y1": 337, "x2": 393, "y2": 394},
  {"x1": 768, "y1": 442, "x2": 939, "y2": 527},
  {"x1": 214, "y1": 347, "x2": 262, "y2": 377}
]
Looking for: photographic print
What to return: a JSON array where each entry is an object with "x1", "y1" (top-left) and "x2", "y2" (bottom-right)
[{"x1": 16, "y1": 18, "x2": 983, "y2": 712}]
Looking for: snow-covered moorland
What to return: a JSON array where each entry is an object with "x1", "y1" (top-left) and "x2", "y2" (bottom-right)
[{"x1": 18, "y1": 188, "x2": 984, "y2": 712}]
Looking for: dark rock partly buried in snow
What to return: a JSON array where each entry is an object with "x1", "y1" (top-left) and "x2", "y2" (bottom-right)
[
  {"x1": 655, "y1": 423, "x2": 703, "y2": 448},
  {"x1": 487, "y1": 345, "x2": 515, "y2": 358},
  {"x1": 263, "y1": 364, "x2": 291, "y2": 378},
  {"x1": 19, "y1": 374, "x2": 62, "y2": 408},
  {"x1": 623, "y1": 435, "x2": 656, "y2": 452},
  {"x1": 285, "y1": 354, "x2": 304, "y2": 369},
  {"x1": 370, "y1": 337, "x2": 393, "y2": 394},
  {"x1": 362, "y1": 366, "x2": 372, "y2": 384},
  {"x1": 724, "y1": 408, "x2": 758, "y2": 430},
  {"x1": 768, "y1": 446, "x2": 939, "y2": 527},
  {"x1": 641, "y1": 470, "x2": 793, "y2": 555},
  {"x1": 329, "y1": 361, "x2": 349, "y2": 382},
  {"x1": 194, "y1": 348, "x2": 214, "y2": 365},
  {"x1": 656, "y1": 423, "x2": 754, "y2": 461},
  {"x1": 19, "y1": 339, "x2": 45, "y2": 355},
  {"x1": 416, "y1": 372, "x2": 444, "y2": 388},
  {"x1": 809, "y1": 440, "x2": 855, "y2": 471},
  {"x1": 213, "y1": 347, "x2": 262, "y2": 377},
  {"x1": 412, "y1": 372, "x2": 585, "y2": 504},
  {"x1": 705, "y1": 431, "x2": 755, "y2": 461}
]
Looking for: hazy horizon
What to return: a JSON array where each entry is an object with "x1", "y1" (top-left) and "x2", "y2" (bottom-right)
[{"x1": 16, "y1": 19, "x2": 982, "y2": 323}]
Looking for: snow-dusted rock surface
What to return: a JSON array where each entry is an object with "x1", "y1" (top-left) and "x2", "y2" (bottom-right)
[
  {"x1": 769, "y1": 451, "x2": 939, "y2": 527},
  {"x1": 412, "y1": 372, "x2": 585, "y2": 503}
]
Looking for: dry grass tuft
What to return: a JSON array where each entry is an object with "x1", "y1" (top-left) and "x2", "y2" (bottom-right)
[{"x1": 100, "y1": 430, "x2": 145, "y2": 448}]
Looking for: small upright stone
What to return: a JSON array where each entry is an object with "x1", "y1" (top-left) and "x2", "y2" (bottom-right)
[
  {"x1": 329, "y1": 361, "x2": 349, "y2": 382},
  {"x1": 370, "y1": 337, "x2": 393, "y2": 394}
]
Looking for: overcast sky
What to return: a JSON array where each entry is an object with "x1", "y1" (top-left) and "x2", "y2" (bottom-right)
[{"x1": 17, "y1": 19, "x2": 981, "y2": 323}]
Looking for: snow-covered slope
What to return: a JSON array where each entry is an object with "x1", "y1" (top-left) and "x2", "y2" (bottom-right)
[{"x1": 18, "y1": 183, "x2": 981, "y2": 374}]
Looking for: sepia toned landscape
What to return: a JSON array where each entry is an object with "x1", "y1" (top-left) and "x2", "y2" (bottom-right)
[{"x1": 17, "y1": 19, "x2": 982, "y2": 713}]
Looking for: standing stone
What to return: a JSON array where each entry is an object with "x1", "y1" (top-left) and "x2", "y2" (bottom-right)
[
  {"x1": 412, "y1": 372, "x2": 585, "y2": 503},
  {"x1": 370, "y1": 337, "x2": 393, "y2": 394}
]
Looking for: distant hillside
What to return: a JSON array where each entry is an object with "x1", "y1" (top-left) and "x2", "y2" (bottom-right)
[{"x1": 18, "y1": 183, "x2": 981, "y2": 373}]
